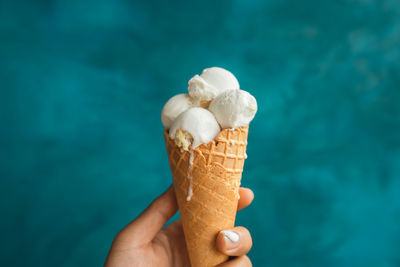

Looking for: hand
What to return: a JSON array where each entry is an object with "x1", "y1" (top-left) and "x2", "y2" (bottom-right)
[{"x1": 105, "y1": 185, "x2": 254, "y2": 267}]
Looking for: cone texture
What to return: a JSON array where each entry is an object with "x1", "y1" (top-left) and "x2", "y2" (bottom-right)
[{"x1": 164, "y1": 127, "x2": 248, "y2": 267}]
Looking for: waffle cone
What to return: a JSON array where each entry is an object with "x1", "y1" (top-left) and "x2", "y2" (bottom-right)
[{"x1": 164, "y1": 127, "x2": 249, "y2": 267}]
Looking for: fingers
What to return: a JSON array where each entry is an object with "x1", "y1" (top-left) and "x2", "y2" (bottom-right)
[
  {"x1": 113, "y1": 186, "x2": 254, "y2": 249},
  {"x1": 216, "y1": 189, "x2": 253, "y2": 264},
  {"x1": 237, "y1": 187, "x2": 254, "y2": 211},
  {"x1": 216, "y1": 256, "x2": 252, "y2": 267},
  {"x1": 216, "y1": 226, "x2": 252, "y2": 256},
  {"x1": 114, "y1": 185, "x2": 178, "y2": 247}
]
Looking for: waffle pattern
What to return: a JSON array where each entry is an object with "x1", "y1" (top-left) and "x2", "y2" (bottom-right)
[{"x1": 164, "y1": 127, "x2": 249, "y2": 267}]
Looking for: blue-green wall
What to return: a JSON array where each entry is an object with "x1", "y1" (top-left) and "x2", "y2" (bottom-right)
[{"x1": 1, "y1": 0, "x2": 400, "y2": 266}]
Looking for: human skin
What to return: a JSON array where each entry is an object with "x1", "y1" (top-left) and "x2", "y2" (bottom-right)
[{"x1": 105, "y1": 186, "x2": 254, "y2": 267}]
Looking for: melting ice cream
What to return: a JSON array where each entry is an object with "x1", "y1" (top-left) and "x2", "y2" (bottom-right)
[{"x1": 161, "y1": 67, "x2": 257, "y2": 201}]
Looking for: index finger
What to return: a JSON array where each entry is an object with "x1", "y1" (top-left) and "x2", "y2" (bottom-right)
[
  {"x1": 113, "y1": 186, "x2": 178, "y2": 248},
  {"x1": 237, "y1": 187, "x2": 254, "y2": 211}
]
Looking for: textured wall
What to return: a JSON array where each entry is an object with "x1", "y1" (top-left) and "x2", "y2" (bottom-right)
[{"x1": 1, "y1": 0, "x2": 400, "y2": 266}]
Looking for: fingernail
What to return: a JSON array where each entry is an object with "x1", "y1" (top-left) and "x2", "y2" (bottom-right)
[{"x1": 221, "y1": 230, "x2": 239, "y2": 248}]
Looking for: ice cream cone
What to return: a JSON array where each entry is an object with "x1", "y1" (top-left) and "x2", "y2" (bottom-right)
[{"x1": 164, "y1": 126, "x2": 248, "y2": 267}]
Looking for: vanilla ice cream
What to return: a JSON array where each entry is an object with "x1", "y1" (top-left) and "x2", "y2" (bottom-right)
[
  {"x1": 169, "y1": 107, "x2": 220, "y2": 150},
  {"x1": 209, "y1": 89, "x2": 257, "y2": 129},
  {"x1": 188, "y1": 67, "x2": 240, "y2": 103},
  {"x1": 161, "y1": 94, "x2": 193, "y2": 129}
]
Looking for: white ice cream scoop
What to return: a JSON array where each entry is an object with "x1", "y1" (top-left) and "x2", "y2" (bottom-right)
[
  {"x1": 161, "y1": 94, "x2": 193, "y2": 129},
  {"x1": 209, "y1": 89, "x2": 257, "y2": 129},
  {"x1": 188, "y1": 67, "x2": 240, "y2": 103},
  {"x1": 169, "y1": 107, "x2": 221, "y2": 150}
]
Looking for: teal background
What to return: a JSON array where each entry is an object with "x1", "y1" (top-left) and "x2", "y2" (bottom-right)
[{"x1": 1, "y1": 0, "x2": 400, "y2": 266}]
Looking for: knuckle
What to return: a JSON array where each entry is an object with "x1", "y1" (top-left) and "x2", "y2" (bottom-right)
[
  {"x1": 237, "y1": 227, "x2": 253, "y2": 251},
  {"x1": 237, "y1": 226, "x2": 251, "y2": 237}
]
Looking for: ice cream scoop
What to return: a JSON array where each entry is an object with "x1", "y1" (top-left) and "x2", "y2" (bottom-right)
[
  {"x1": 169, "y1": 107, "x2": 221, "y2": 150},
  {"x1": 209, "y1": 89, "x2": 257, "y2": 129},
  {"x1": 188, "y1": 67, "x2": 240, "y2": 104},
  {"x1": 161, "y1": 94, "x2": 193, "y2": 129}
]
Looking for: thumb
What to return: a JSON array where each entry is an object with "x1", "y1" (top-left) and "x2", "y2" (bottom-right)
[{"x1": 114, "y1": 185, "x2": 178, "y2": 248}]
